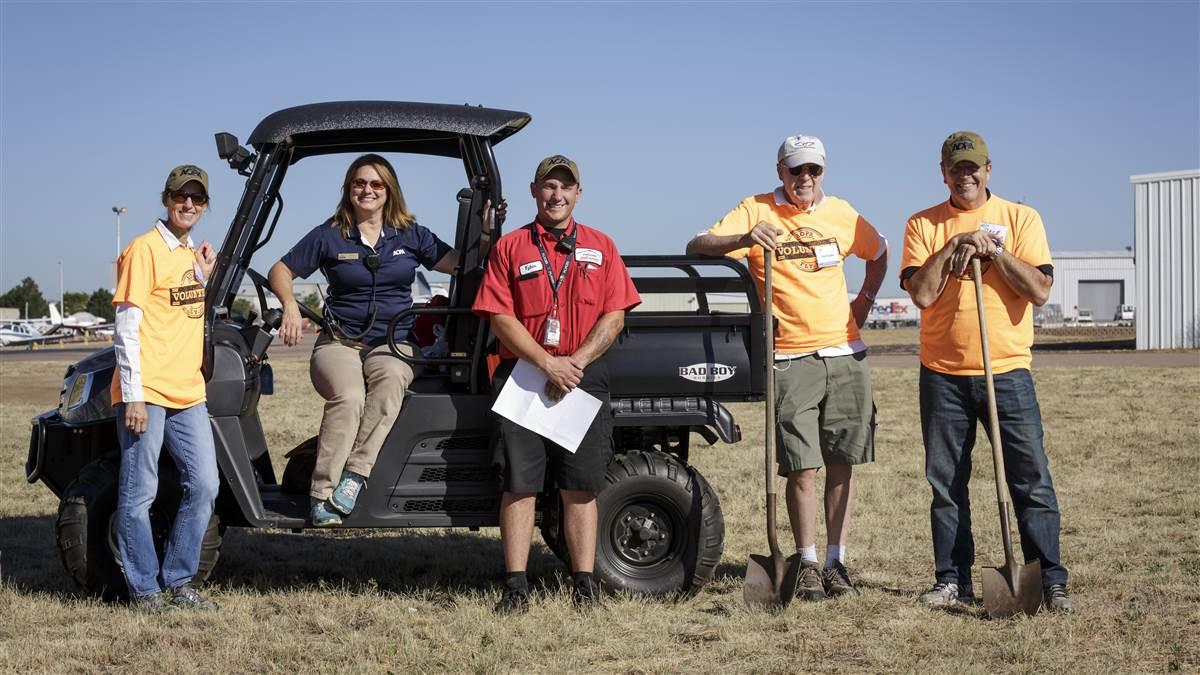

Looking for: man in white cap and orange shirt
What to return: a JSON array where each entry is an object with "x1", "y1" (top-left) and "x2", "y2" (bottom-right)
[{"x1": 687, "y1": 135, "x2": 888, "y2": 600}]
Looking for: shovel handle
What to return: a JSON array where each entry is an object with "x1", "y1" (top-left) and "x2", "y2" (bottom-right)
[
  {"x1": 764, "y1": 248, "x2": 782, "y2": 557},
  {"x1": 764, "y1": 249, "x2": 775, "y2": 497},
  {"x1": 972, "y1": 258, "x2": 1018, "y2": 561}
]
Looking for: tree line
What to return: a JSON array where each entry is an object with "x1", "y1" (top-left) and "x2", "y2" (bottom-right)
[{"x1": 0, "y1": 278, "x2": 114, "y2": 321}]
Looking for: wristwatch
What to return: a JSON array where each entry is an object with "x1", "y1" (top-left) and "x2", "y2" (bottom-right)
[{"x1": 991, "y1": 242, "x2": 1005, "y2": 258}]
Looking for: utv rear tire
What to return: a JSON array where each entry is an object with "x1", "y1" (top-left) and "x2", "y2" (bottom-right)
[
  {"x1": 56, "y1": 457, "x2": 222, "y2": 600},
  {"x1": 589, "y1": 450, "x2": 723, "y2": 597}
]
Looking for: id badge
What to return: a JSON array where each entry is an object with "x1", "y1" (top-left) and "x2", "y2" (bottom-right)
[
  {"x1": 813, "y1": 242, "x2": 840, "y2": 268},
  {"x1": 543, "y1": 317, "x2": 561, "y2": 347}
]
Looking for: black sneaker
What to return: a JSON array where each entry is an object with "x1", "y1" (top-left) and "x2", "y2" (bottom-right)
[
  {"x1": 168, "y1": 584, "x2": 219, "y2": 610},
  {"x1": 130, "y1": 592, "x2": 178, "y2": 613},
  {"x1": 494, "y1": 587, "x2": 530, "y2": 615},
  {"x1": 918, "y1": 581, "x2": 975, "y2": 607},
  {"x1": 1044, "y1": 584, "x2": 1074, "y2": 613},
  {"x1": 572, "y1": 576, "x2": 603, "y2": 609},
  {"x1": 822, "y1": 560, "x2": 860, "y2": 597},
  {"x1": 794, "y1": 559, "x2": 827, "y2": 602}
]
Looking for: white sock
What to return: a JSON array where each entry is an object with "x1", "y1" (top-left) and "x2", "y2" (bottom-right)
[
  {"x1": 825, "y1": 544, "x2": 846, "y2": 566},
  {"x1": 796, "y1": 545, "x2": 818, "y2": 563}
]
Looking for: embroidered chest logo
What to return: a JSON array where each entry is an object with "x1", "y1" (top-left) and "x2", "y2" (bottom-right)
[
  {"x1": 775, "y1": 227, "x2": 841, "y2": 273},
  {"x1": 170, "y1": 269, "x2": 205, "y2": 318}
]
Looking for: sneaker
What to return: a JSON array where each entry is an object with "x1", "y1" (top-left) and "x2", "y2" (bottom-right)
[
  {"x1": 822, "y1": 560, "x2": 860, "y2": 597},
  {"x1": 794, "y1": 560, "x2": 827, "y2": 602},
  {"x1": 494, "y1": 587, "x2": 530, "y2": 614},
  {"x1": 329, "y1": 471, "x2": 366, "y2": 516},
  {"x1": 310, "y1": 498, "x2": 343, "y2": 527},
  {"x1": 919, "y1": 581, "x2": 975, "y2": 607},
  {"x1": 572, "y1": 576, "x2": 603, "y2": 609},
  {"x1": 168, "y1": 584, "x2": 218, "y2": 610},
  {"x1": 130, "y1": 591, "x2": 177, "y2": 612},
  {"x1": 1044, "y1": 584, "x2": 1074, "y2": 613}
]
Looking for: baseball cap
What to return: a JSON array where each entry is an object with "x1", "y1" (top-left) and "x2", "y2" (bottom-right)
[
  {"x1": 164, "y1": 164, "x2": 209, "y2": 193},
  {"x1": 777, "y1": 135, "x2": 825, "y2": 168},
  {"x1": 941, "y1": 131, "x2": 989, "y2": 168},
  {"x1": 534, "y1": 155, "x2": 580, "y2": 184}
]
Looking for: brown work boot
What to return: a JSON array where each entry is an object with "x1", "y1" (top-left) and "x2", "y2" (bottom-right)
[
  {"x1": 822, "y1": 560, "x2": 860, "y2": 597},
  {"x1": 794, "y1": 560, "x2": 827, "y2": 602}
]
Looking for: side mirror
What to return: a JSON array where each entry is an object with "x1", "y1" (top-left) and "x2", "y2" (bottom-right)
[{"x1": 214, "y1": 132, "x2": 255, "y2": 176}]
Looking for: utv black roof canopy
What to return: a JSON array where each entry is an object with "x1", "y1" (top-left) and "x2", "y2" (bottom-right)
[{"x1": 247, "y1": 101, "x2": 532, "y2": 161}]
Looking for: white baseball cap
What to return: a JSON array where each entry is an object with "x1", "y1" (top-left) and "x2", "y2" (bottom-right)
[{"x1": 777, "y1": 135, "x2": 826, "y2": 168}]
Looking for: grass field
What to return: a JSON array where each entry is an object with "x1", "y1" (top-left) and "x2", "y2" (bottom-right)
[{"x1": 1, "y1": 358, "x2": 1197, "y2": 673}]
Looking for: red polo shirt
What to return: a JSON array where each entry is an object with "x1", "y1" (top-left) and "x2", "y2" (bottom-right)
[{"x1": 473, "y1": 219, "x2": 641, "y2": 358}]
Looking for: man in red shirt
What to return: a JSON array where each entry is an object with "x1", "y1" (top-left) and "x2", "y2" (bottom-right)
[{"x1": 473, "y1": 155, "x2": 641, "y2": 613}]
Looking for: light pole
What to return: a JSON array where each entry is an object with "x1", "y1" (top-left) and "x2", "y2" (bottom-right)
[{"x1": 112, "y1": 206, "x2": 126, "y2": 289}]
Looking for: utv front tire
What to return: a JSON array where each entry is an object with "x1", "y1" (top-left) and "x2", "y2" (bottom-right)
[
  {"x1": 594, "y1": 450, "x2": 724, "y2": 597},
  {"x1": 56, "y1": 457, "x2": 222, "y2": 600}
]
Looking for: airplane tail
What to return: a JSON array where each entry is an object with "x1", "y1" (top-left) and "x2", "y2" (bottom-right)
[{"x1": 49, "y1": 302, "x2": 62, "y2": 325}]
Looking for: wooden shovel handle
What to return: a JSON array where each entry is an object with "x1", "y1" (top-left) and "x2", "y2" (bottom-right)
[
  {"x1": 764, "y1": 249, "x2": 781, "y2": 556},
  {"x1": 971, "y1": 258, "x2": 1010, "y2": 503}
]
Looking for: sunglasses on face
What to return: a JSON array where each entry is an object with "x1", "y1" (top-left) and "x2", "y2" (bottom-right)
[
  {"x1": 169, "y1": 191, "x2": 209, "y2": 205},
  {"x1": 351, "y1": 178, "x2": 387, "y2": 191},
  {"x1": 787, "y1": 164, "x2": 824, "y2": 177}
]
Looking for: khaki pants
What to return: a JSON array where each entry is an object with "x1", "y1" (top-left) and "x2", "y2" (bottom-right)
[{"x1": 308, "y1": 333, "x2": 418, "y2": 500}]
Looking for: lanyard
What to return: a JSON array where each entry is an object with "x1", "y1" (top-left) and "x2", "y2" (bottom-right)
[{"x1": 532, "y1": 223, "x2": 574, "y2": 308}]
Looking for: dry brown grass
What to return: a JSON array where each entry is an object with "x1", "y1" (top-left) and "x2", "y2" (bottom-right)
[{"x1": 1, "y1": 358, "x2": 1197, "y2": 673}]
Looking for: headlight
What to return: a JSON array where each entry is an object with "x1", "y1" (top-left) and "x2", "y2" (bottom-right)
[{"x1": 63, "y1": 373, "x2": 90, "y2": 410}]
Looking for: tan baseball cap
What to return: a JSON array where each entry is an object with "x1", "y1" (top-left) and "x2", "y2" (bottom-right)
[
  {"x1": 941, "y1": 131, "x2": 989, "y2": 167},
  {"x1": 534, "y1": 155, "x2": 580, "y2": 184},
  {"x1": 164, "y1": 164, "x2": 209, "y2": 193}
]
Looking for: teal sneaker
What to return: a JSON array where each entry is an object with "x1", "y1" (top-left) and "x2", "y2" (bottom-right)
[
  {"x1": 310, "y1": 498, "x2": 342, "y2": 527},
  {"x1": 329, "y1": 471, "x2": 366, "y2": 516}
]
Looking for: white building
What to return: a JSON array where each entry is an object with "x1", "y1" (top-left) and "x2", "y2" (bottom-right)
[
  {"x1": 1132, "y1": 169, "x2": 1199, "y2": 349},
  {"x1": 1046, "y1": 251, "x2": 1136, "y2": 322}
]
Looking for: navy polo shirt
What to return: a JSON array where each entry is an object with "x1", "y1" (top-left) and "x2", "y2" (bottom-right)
[{"x1": 281, "y1": 220, "x2": 452, "y2": 345}]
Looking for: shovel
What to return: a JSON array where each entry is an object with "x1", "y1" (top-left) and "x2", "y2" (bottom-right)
[
  {"x1": 972, "y1": 258, "x2": 1042, "y2": 618},
  {"x1": 744, "y1": 250, "x2": 801, "y2": 609}
]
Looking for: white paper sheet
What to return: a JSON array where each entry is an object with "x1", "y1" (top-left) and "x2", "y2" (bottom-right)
[{"x1": 490, "y1": 359, "x2": 603, "y2": 453}]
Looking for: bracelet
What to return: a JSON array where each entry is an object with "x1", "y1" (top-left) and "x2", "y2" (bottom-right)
[{"x1": 863, "y1": 291, "x2": 877, "y2": 301}]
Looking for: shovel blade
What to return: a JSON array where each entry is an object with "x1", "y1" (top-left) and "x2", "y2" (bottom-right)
[
  {"x1": 744, "y1": 554, "x2": 799, "y2": 609},
  {"x1": 982, "y1": 559, "x2": 1043, "y2": 618}
]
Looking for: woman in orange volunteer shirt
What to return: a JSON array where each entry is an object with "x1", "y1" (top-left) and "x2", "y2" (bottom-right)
[{"x1": 112, "y1": 165, "x2": 220, "y2": 611}]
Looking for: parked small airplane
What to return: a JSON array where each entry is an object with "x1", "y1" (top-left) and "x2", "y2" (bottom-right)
[{"x1": 48, "y1": 303, "x2": 113, "y2": 335}]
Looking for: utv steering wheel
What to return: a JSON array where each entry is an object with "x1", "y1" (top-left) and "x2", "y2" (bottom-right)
[{"x1": 243, "y1": 268, "x2": 327, "y2": 331}]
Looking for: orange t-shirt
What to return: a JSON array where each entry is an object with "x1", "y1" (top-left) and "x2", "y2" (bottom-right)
[
  {"x1": 709, "y1": 190, "x2": 885, "y2": 354},
  {"x1": 110, "y1": 228, "x2": 207, "y2": 408},
  {"x1": 900, "y1": 193, "x2": 1053, "y2": 376}
]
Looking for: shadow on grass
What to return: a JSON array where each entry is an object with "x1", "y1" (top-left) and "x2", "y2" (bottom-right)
[
  {"x1": 0, "y1": 515, "x2": 78, "y2": 597},
  {"x1": 0, "y1": 514, "x2": 567, "y2": 601},
  {"x1": 200, "y1": 526, "x2": 567, "y2": 597}
]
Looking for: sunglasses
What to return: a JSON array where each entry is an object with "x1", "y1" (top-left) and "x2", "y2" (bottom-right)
[
  {"x1": 351, "y1": 178, "x2": 387, "y2": 191},
  {"x1": 169, "y1": 191, "x2": 209, "y2": 205},
  {"x1": 787, "y1": 164, "x2": 824, "y2": 177}
]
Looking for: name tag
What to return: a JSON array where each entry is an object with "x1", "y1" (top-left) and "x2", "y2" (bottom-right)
[
  {"x1": 979, "y1": 222, "x2": 1008, "y2": 244},
  {"x1": 337, "y1": 252, "x2": 359, "y2": 261},
  {"x1": 518, "y1": 260, "x2": 544, "y2": 276},
  {"x1": 813, "y1": 242, "x2": 841, "y2": 268},
  {"x1": 575, "y1": 248, "x2": 603, "y2": 266}
]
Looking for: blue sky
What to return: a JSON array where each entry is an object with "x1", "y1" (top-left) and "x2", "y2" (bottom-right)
[{"x1": 2, "y1": 1, "x2": 1197, "y2": 306}]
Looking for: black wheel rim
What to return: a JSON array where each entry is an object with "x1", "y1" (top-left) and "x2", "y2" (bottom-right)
[{"x1": 604, "y1": 494, "x2": 686, "y2": 577}]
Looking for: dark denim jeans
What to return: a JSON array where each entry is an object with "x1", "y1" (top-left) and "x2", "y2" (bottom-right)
[
  {"x1": 919, "y1": 366, "x2": 1067, "y2": 589},
  {"x1": 115, "y1": 402, "x2": 219, "y2": 598}
]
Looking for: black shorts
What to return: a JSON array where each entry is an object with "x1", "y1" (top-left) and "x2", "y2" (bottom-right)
[{"x1": 491, "y1": 358, "x2": 614, "y2": 495}]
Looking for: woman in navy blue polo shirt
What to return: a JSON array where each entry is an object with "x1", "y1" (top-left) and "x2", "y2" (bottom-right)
[{"x1": 268, "y1": 153, "x2": 494, "y2": 525}]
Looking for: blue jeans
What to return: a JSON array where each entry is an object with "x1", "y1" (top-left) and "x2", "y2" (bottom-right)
[
  {"x1": 919, "y1": 367, "x2": 1067, "y2": 588},
  {"x1": 115, "y1": 402, "x2": 220, "y2": 598}
]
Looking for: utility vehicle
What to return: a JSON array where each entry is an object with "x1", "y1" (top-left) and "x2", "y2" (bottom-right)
[{"x1": 27, "y1": 101, "x2": 765, "y2": 599}]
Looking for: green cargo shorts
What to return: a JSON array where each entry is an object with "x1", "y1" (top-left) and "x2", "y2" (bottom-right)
[{"x1": 774, "y1": 351, "x2": 877, "y2": 475}]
